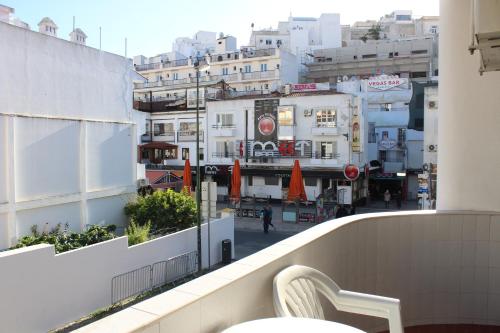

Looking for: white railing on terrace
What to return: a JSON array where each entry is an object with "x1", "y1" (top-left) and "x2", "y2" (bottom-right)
[
  {"x1": 242, "y1": 70, "x2": 276, "y2": 80},
  {"x1": 135, "y1": 59, "x2": 189, "y2": 71}
]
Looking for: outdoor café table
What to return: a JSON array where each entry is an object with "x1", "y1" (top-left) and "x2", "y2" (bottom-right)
[{"x1": 221, "y1": 317, "x2": 366, "y2": 333}]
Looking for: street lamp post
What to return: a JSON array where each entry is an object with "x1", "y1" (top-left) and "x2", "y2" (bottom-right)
[{"x1": 194, "y1": 57, "x2": 209, "y2": 272}]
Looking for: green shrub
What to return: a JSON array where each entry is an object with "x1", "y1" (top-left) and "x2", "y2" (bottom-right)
[
  {"x1": 126, "y1": 220, "x2": 150, "y2": 246},
  {"x1": 124, "y1": 189, "x2": 196, "y2": 232},
  {"x1": 12, "y1": 223, "x2": 116, "y2": 253}
]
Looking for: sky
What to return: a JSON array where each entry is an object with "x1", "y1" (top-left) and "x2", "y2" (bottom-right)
[{"x1": 4, "y1": 0, "x2": 439, "y2": 57}]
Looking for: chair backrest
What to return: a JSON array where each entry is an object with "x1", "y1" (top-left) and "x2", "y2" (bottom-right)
[{"x1": 273, "y1": 265, "x2": 404, "y2": 333}]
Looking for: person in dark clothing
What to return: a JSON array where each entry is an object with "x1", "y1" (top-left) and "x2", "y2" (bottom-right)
[
  {"x1": 396, "y1": 190, "x2": 402, "y2": 209},
  {"x1": 261, "y1": 204, "x2": 275, "y2": 233},
  {"x1": 335, "y1": 205, "x2": 348, "y2": 218},
  {"x1": 350, "y1": 204, "x2": 356, "y2": 215}
]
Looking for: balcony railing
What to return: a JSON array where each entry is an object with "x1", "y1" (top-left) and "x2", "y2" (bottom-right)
[
  {"x1": 153, "y1": 131, "x2": 176, "y2": 142},
  {"x1": 211, "y1": 124, "x2": 235, "y2": 129},
  {"x1": 177, "y1": 130, "x2": 204, "y2": 142},
  {"x1": 211, "y1": 152, "x2": 237, "y2": 158},
  {"x1": 312, "y1": 152, "x2": 340, "y2": 159},
  {"x1": 141, "y1": 133, "x2": 152, "y2": 143},
  {"x1": 242, "y1": 48, "x2": 276, "y2": 58},
  {"x1": 134, "y1": 59, "x2": 189, "y2": 72},
  {"x1": 241, "y1": 70, "x2": 276, "y2": 80}
]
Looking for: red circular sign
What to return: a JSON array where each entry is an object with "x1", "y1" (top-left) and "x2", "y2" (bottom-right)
[
  {"x1": 258, "y1": 117, "x2": 275, "y2": 136},
  {"x1": 344, "y1": 164, "x2": 360, "y2": 181}
]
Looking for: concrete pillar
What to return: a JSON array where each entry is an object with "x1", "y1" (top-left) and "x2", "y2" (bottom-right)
[{"x1": 437, "y1": 0, "x2": 500, "y2": 211}]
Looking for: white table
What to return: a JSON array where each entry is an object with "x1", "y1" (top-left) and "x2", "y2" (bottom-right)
[{"x1": 221, "y1": 317, "x2": 366, "y2": 333}]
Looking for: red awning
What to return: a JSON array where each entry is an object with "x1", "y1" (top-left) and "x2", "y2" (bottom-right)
[{"x1": 140, "y1": 142, "x2": 178, "y2": 150}]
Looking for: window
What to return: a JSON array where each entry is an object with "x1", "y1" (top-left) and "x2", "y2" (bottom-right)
[
  {"x1": 153, "y1": 123, "x2": 173, "y2": 136},
  {"x1": 260, "y1": 63, "x2": 267, "y2": 72},
  {"x1": 182, "y1": 148, "x2": 190, "y2": 160},
  {"x1": 248, "y1": 176, "x2": 253, "y2": 186},
  {"x1": 244, "y1": 65, "x2": 251, "y2": 73},
  {"x1": 430, "y1": 25, "x2": 438, "y2": 34},
  {"x1": 216, "y1": 114, "x2": 234, "y2": 127},
  {"x1": 216, "y1": 141, "x2": 234, "y2": 157},
  {"x1": 199, "y1": 148, "x2": 204, "y2": 160},
  {"x1": 381, "y1": 103, "x2": 392, "y2": 111},
  {"x1": 368, "y1": 122, "x2": 376, "y2": 143},
  {"x1": 305, "y1": 178, "x2": 317, "y2": 187},
  {"x1": 278, "y1": 106, "x2": 294, "y2": 126},
  {"x1": 265, "y1": 39, "x2": 272, "y2": 45},
  {"x1": 411, "y1": 50, "x2": 428, "y2": 55},
  {"x1": 264, "y1": 83, "x2": 269, "y2": 89},
  {"x1": 379, "y1": 150, "x2": 387, "y2": 162},
  {"x1": 316, "y1": 142, "x2": 336, "y2": 159},
  {"x1": 362, "y1": 54, "x2": 377, "y2": 59},
  {"x1": 173, "y1": 73, "x2": 179, "y2": 80},
  {"x1": 396, "y1": 15, "x2": 412, "y2": 21},
  {"x1": 265, "y1": 176, "x2": 279, "y2": 185},
  {"x1": 222, "y1": 68, "x2": 229, "y2": 75},
  {"x1": 316, "y1": 109, "x2": 336, "y2": 127}
]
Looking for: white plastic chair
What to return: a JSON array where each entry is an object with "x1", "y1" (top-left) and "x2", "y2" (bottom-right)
[{"x1": 273, "y1": 265, "x2": 403, "y2": 333}]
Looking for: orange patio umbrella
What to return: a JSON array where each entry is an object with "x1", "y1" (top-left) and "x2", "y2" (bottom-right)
[
  {"x1": 182, "y1": 159, "x2": 192, "y2": 193},
  {"x1": 287, "y1": 160, "x2": 307, "y2": 202},
  {"x1": 230, "y1": 159, "x2": 241, "y2": 203}
]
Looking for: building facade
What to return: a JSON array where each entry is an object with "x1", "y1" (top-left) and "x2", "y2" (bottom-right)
[
  {"x1": 205, "y1": 89, "x2": 368, "y2": 205},
  {"x1": 248, "y1": 14, "x2": 341, "y2": 79},
  {"x1": 337, "y1": 75, "x2": 423, "y2": 199},
  {"x1": 133, "y1": 37, "x2": 299, "y2": 183},
  {"x1": 0, "y1": 21, "x2": 139, "y2": 249},
  {"x1": 306, "y1": 37, "x2": 439, "y2": 84}
]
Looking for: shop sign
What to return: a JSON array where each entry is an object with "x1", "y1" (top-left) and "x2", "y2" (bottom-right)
[
  {"x1": 344, "y1": 164, "x2": 360, "y2": 181},
  {"x1": 248, "y1": 140, "x2": 312, "y2": 158},
  {"x1": 367, "y1": 77, "x2": 408, "y2": 91},
  {"x1": 352, "y1": 114, "x2": 361, "y2": 152},
  {"x1": 290, "y1": 83, "x2": 329, "y2": 92},
  {"x1": 204, "y1": 165, "x2": 233, "y2": 176}
]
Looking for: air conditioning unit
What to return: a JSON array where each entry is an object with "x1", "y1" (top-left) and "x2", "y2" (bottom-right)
[
  {"x1": 427, "y1": 144, "x2": 438, "y2": 152},
  {"x1": 304, "y1": 109, "x2": 312, "y2": 117},
  {"x1": 428, "y1": 101, "x2": 437, "y2": 109},
  {"x1": 469, "y1": 0, "x2": 500, "y2": 74}
]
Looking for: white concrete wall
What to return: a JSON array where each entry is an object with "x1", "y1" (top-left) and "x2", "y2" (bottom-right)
[
  {"x1": 0, "y1": 22, "x2": 138, "y2": 247},
  {"x1": 438, "y1": 0, "x2": 500, "y2": 211},
  {"x1": 77, "y1": 211, "x2": 500, "y2": 333},
  {"x1": 0, "y1": 215, "x2": 234, "y2": 333}
]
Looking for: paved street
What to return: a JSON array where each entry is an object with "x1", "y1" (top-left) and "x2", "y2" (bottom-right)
[
  {"x1": 231, "y1": 199, "x2": 419, "y2": 259},
  {"x1": 234, "y1": 229, "x2": 294, "y2": 259}
]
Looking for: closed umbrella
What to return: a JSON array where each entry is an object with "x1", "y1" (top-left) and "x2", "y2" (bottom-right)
[
  {"x1": 230, "y1": 159, "x2": 241, "y2": 203},
  {"x1": 182, "y1": 159, "x2": 192, "y2": 193},
  {"x1": 287, "y1": 160, "x2": 307, "y2": 202}
]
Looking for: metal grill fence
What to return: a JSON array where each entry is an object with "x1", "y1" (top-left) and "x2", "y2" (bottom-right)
[{"x1": 111, "y1": 251, "x2": 198, "y2": 304}]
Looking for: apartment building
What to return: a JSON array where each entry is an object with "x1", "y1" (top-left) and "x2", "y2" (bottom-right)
[
  {"x1": 306, "y1": 37, "x2": 438, "y2": 83},
  {"x1": 248, "y1": 14, "x2": 341, "y2": 78},
  {"x1": 204, "y1": 87, "x2": 368, "y2": 204},
  {"x1": 133, "y1": 36, "x2": 298, "y2": 182},
  {"x1": 337, "y1": 75, "x2": 422, "y2": 199}
]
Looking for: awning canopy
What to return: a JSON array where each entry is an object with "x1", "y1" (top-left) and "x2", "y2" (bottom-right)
[{"x1": 140, "y1": 142, "x2": 178, "y2": 150}]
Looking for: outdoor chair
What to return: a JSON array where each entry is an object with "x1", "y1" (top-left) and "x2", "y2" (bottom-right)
[{"x1": 273, "y1": 265, "x2": 403, "y2": 333}]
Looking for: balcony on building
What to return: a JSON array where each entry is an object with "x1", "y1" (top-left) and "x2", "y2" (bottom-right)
[
  {"x1": 211, "y1": 124, "x2": 235, "y2": 137},
  {"x1": 310, "y1": 152, "x2": 341, "y2": 166},
  {"x1": 153, "y1": 130, "x2": 175, "y2": 143},
  {"x1": 211, "y1": 152, "x2": 236, "y2": 164},
  {"x1": 311, "y1": 122, "x2": 338, "y2": 136},
  {"x1": 177, "y1": 130, "x2": 204, "y2": 142}
]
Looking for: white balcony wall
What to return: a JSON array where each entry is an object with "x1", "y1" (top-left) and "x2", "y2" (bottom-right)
[{"x1": 0, "y1": 116, "x2": 8, "y2": 204}]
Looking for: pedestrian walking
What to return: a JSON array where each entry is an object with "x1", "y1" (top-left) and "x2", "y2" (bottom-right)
[
  {"x1": 384, "y1": 189, "x2": 391, "y2": 208},
  {"x1": 396, "y1": 189, "x2": 402, "y2": 209},
  {"x1": 261, "y1": 204, "x2": 275, "y2": 233},
  {"x1": 335, "y1": 204, "x2": 348, "y2": 218}
]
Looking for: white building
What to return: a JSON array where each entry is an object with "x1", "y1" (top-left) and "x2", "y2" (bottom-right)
[
  {"x1": 172, "y1": 31, "x2": 218, "y2": 58},
  {"x1": 69, "y1": 28, "x2": 87, "y2": 45},
  {"x1": 0, "y1": 4, "x2": 29, "y2": 29},
  {"x1": 205, "y1": 87, "x2": 368, "y2": 204},
  {"x1": 249, "y1": 14, "x2": 341, "y2": 78},
  {"x1": 133, "y1": 36, "x2": 298, "y2": 185},
  {"x1": 337, "y1": 75, "x2": 423, "y2": 199},
  {"x1": 0, "y1": 21, "x2": 139, "y2": 249}
]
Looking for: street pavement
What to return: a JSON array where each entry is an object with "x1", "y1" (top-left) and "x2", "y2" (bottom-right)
[{"x1": 231, "y1": 199, "x2": 419, "y2": 259}]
